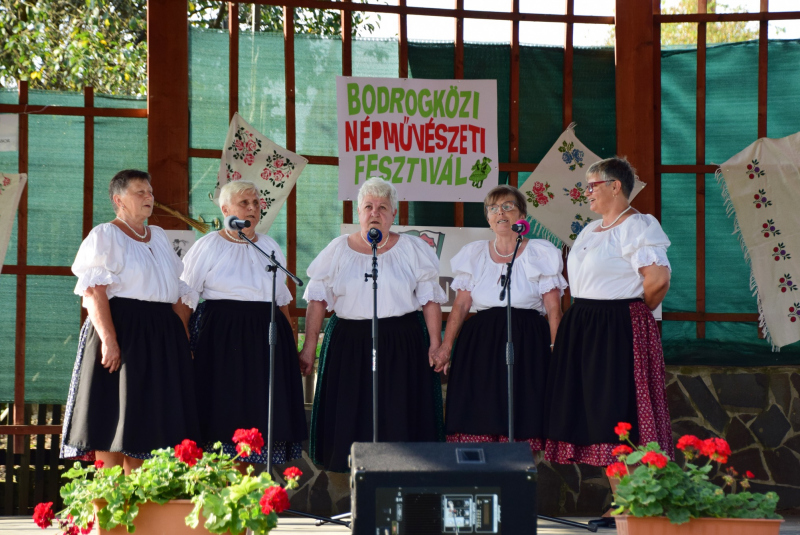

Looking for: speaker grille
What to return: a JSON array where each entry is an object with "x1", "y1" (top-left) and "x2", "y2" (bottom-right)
[{"x1": 402, "y1": 493, "x2": 442, "y2": 535}]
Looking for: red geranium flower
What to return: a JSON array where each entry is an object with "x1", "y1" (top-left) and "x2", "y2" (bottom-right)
[
  {"x1": 260, "y1": 486, "x2": 290, "y2": 515},
  {"x1": 284, "y1": 466, "x2": 302, "y2": 480},
  {"x1": 714, "y1": 438, "x2": 731, "y2": 457},
  {"x1": 746, "y1": 471, "x2": 755, "y2": 479},
  {"x1": 612, "y1": 445, "x2": 633, "y2": 457},
  {"x1": 642, "y1": 451, "x2": 669, "y2": 469},
  {"x1": 94, "y1": 459, "x2": 105, "y2": 469},
  {"x1": 614, "y1": 422, "x2": 632, "y2": 440},
  {"x1": 174, "y1": 439, "x2": 203, "y2": 467},
  {"x1": 33, "y1": 502, "x2": 55, "y2": 528},
  {"x1": 700, "y1": 438, "x2": 717, "y2": 458},
  {"x1": 233, "y1": 428, "x2": 265, "y2": 457},
  {"x1": 606, "y1": 462, "x2": 628, "y2": 478},
  {"x1": 676, "y1": 434, "x2": 702, "y2": 451},
  {"x1": 80, "y1": 519, "x2": 95, "y2": 535}
]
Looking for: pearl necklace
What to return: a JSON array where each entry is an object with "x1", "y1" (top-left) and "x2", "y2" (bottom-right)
[
  {"x1": 600, "y1": 205, "x2": 633, "y2": 229},
  {"x1": 225, "y1": 230, "x2": 248, "y2": 243},
  {"x1": 361, "y1": 231, "x2": 388, "y2": 249},
  {"x1": 493, "y1": 238, "x2": 516, "y2": 258},
  {"x1": 116, "y1": 217, "x2": 148, "y2": 240}
]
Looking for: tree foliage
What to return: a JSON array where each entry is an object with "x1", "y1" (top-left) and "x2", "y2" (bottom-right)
[{"x1": 1, "y1": 0, "x2": 382, "y2": 97}]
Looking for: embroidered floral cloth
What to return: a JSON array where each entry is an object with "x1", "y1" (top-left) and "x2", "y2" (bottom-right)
[
  {"x1": 518, "y1": 125, "x2": 645, "y2": 248},
  {"x1": 717, "y1": 132, "x2": 800, "y2": 349},
  {"x1": 0, "y1": 172, "x2": 27, "y2": 273},
  {"x1": 215, "y1": 113, "x2": 307, "y2": 233}
]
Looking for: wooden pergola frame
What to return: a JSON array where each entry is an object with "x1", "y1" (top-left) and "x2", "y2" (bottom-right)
[{"x1": 0, "y1": 0, "x2": 797, "y2": 464}]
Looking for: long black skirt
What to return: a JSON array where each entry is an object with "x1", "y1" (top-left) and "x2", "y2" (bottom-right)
[
  {"x1": 445, "y1": 307, "x2": 550, "y2": 443},
  {"x1": 310, "y1": 312, "x2": 444, "y2": 472},
  {"x1": 61, "y1": 298, "x2": 200, "y2": 459},
  {"x1": 190, "y1": 300, "x2": 307, "y2": 464},
  {"x1": 544, "y1": 298, "x2": 640, "y2": 455}
]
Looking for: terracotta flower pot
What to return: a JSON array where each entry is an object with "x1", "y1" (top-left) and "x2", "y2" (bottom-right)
[
  {"x1": 94, "y1": 499, "x2": 212, "y2": 535},
  {"x1": 615, "y1": 515, "x2": 783, "y2": 535}
]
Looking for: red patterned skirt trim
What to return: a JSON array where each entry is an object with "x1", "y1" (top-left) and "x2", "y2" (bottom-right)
[
  {"x1": 447, "y1": 433, "x2": 544, "y2": 453},
  {"x1": 544, "y1": 300, "x2": 673, "y2": 467}
]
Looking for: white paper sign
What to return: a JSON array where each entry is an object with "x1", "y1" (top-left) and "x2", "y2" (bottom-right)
[
  {"x1": 0, "y1": 115, "x2": 19, "y2": 152},
  {"x1": 337, "y1": 77, "x2": 499, "y2": 203},
  {"x1": 0, "y1": 173, "x2": 27, "y2": 272},
  {"x1": 164, "y1": 230, "x2": 197, "y2": 259}
]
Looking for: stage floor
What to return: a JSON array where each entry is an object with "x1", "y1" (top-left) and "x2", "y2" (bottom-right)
[{"x1": 4, "y1": 515, "x2": 800, "y2": 534}]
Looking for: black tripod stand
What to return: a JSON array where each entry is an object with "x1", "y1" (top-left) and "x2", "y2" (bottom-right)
[
  {"x1": 499, "y1": 226, "x2": 597, "y2": 533},
  {"x1": 235, "y1": 226, "x2": 351, "y2": 529}
]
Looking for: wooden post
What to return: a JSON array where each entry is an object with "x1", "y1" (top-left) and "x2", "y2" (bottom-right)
[
  {"x1": 147, "y1": 0, "x2": 190, "y2": 230},
  {"x1": 614, "y1": 0, "x2": 656, "y2": 216}
]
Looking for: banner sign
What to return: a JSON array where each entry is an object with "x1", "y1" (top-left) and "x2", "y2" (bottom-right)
[
  {"x1": 341, "y1": 224, "x2": 494, "y2": 311},
  {"x1": 0, "y1": 173, "x2": 27, "y2": 273},
  {"x1": 215, "y1": 113, "x2": 307, "y2": 234},
  {"x1": 337, "y1": 76, "x2": 499, "y2": 203},
  {"x1": 0, "y1": 115, "x2": 19, "y2": 152}
]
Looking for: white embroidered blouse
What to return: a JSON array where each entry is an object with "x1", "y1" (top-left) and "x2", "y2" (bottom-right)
[{"x1": 303, "y1": 234, "x2": 448, "y2": 320}]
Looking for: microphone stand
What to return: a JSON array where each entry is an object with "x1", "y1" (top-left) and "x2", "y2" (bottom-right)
[
  {"x1": 238, "y1": 227, "x2": 351, "y2": 529},
  {"x1": 364, "y1": 237, "x2": 379, "y2": 443},
  {"x1": 498, "y1": 230, "x2": 598, "y2": 533}
]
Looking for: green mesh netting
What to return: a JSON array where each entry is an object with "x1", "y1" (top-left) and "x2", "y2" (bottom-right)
[{"x1": 4, "y1": 35, "x2": 800, "y2": 402}]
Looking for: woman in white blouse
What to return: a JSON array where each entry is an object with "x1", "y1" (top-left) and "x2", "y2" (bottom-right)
[
  {"x1": 544, "y1": 157, "x2": 673, "y2": 470},
  {"x1": 433, "y1": 185, "x2": 566, "y2": 451},
  {"x1": 178, "y1": 181, "x2": 307, "y2": 465},
  {"x1": 299, "y1": 177, "x2": 448, "y2": 472},
  {"x1": 61, "y1": 170, "x2": 200, "y2": 473}
]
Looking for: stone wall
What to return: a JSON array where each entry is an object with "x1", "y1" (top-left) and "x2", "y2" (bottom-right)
[{"x1": 276, "y1": 366, "x2": 800, "y2": 518}]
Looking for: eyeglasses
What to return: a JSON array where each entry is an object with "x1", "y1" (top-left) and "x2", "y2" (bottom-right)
[
  {"x1": 487, "y1": 201, "x2": 518, "y2": 214},
  {"x1": 585, "y1": 180, "x2": 616, "y2": 194}
]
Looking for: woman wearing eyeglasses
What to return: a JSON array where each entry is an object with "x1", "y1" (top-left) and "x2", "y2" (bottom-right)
[
  {"x1": 544, "y1": 157, "x2": 673, "y2": 472},
  {"x1": 434, "y1": 185, "x2": 566, "y2": 451}
]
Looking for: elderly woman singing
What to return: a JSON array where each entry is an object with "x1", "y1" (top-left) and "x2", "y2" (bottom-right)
[
  {"x1": 61, "y1": 170, "x2": 200, "y2": 473},
  {"x1": 544, "y1": 157, "x2": 673, "y2": 470},
  {"x1": 178, "y1": 181, "x2": 307, "y2": 465},
  {"x1": 435, "y1": 185, "x2": 566, "y2": 451},
  {"x1": 299, "y1": 177, "x2": 448, "y2": 472}
]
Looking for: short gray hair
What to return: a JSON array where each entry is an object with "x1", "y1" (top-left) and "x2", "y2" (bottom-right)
[
  {"x1": 586, "y1": 157, "x2": 636, "y2": 198},
  {"x1": 357, "y1": 177, "x2": 398, "y2": 211},
  {"x1": 109, "y1": 170, "x2": 151, "y2": 214},
  {"x1": 219, "y1": 180, "x2": 259, "y2": 209}
]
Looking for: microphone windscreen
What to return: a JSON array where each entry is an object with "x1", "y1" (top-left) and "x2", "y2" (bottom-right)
[
  {"x1": 224, "y1": 215, "x2": 238, "y2": 230},
  {"x1": 367, "y1": 227, "x2": 383, "y2": 243},
  {"x1": 514, "y1": 219, "x2": 531, "y2": 235}
]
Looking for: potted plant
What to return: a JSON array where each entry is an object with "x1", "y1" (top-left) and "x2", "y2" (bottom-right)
[
  {"x1": 608, "y1": 422, "x2": 783, "y2": 535},
  {"x1": 32, "y1": 428, "x2": 303, "y2": 534}
]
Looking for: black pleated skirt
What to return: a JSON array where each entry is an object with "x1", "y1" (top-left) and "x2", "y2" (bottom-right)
[
  {"x1": 191, "y1": 300, "x2": 308, "y2": 458},
  {"x1": 61, "y1": 298, "x2": 200, "y2": 458},
  {"x1": 545, "y1": 298, "x2": 640, "y2": 447},
  {"x1": 445, "y1": 306, "x2": 551, "y2": 440},
  {"x1": 310, "y1": 312, "x2": 444, "y2": 472}
]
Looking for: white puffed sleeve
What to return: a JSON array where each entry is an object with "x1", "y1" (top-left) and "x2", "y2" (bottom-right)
[
  {"x1": 620, "y1": 214, "x2": 671, "y2": 275},
  {"x1": 303, "y1": 236, "x2": 348, "y2": 310},
  {"x1": 449, "y1": 241, "x2": 486, "y2": 293},
  {"x1": 521, "y1": 240, "x2": 568, "y2": 297},
  {"x1": 179, "y1": 235, "x2": 211, "y2": 310},
  {"x1": 72, "y1": 225, "x2": 124, "y2": 296},
  {"x1": 404, "y1": 235, "x2": 448, "y2": 306}
]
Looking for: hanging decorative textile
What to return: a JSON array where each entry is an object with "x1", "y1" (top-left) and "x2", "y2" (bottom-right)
[
  {"x1": 0, "y1": 172, "x2": 27, "y2": 274},
  {"x1": 214, "y1": 113, "x2": 307, "y2": 233},
  {"x1": 717, "y1": 132, "x2": 800, "y2": 349},
  {"x1": 518, "y1": 124, "x2": 645, "y2": 248}
]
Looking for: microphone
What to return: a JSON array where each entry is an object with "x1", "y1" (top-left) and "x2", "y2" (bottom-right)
[
  {"x1": 511, "y1": 219, "x2": 530, "y2": 235},
  {"x1": 224, "y1": 215, "x2": 251, "y2": 230},
  {"x1": 367, "y1": 227, "x2": 383, "y2": 245}
]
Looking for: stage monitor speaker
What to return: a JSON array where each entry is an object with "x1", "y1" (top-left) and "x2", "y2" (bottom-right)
[{"x1": 350, "y1": 442, "x2": 537, "y2": 535}]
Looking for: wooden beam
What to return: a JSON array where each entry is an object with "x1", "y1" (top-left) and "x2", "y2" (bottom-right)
[
  {"x1": 658, "y1": 164, "x2": 718, "y2": 173},
  {"x1": 13, "y1": 81, "x2": 29, "y2": 453},
  {"x1": 1, "y1": 425, "x2": 64, "y2": 436},
  {"x1": 563, "y1": 0, "x2": 574, "y2": 128},
  {"x1": 695, "y1": 0, "x2": 708, "y2": 339},
  {"x1": 509, "y1": 0, "x2": 520, "y2": 189},
  {"x1": 454, "y1": 0, "x2": 465, "y2": 225},
  {"x1": 83, "y1": 87, "x2": 95, "y2": 239},
  {"x1": 663, "y1": 312, "x2": 759, "y2": 322},
  {"x1": 757, "y1": 0, "x2": 769, "y2": 138},
  {"x1": 615, "y1": 0, "x2": 656, "y2": 215},
  {"x1": 2, "y1": 266, "x2": 74, "y2": 276},
  {"x1": 653, "y1": 0, "x2": 662, "y2": 220},
  {"x1": 0, "y1": 104, "x2": 146, "y2": 118},
  {"x1": 657, "y1": 11, "x2": 800, "y2": 23},
  {"x1": 243, "y1": 0, "x2": 615, "y2": 23},
  {"x1": 147, "y1": 0, "x2": 190, "y2": 230},
  {"x1": 342, "y1": 0, "x2": 353, "y2": 225},
  {"x1": 230, "y1": 2, "x2": 240, "y2": 121},
  {"x1": 284, "y1": 6, "x2": 298, "y2": 309}
]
